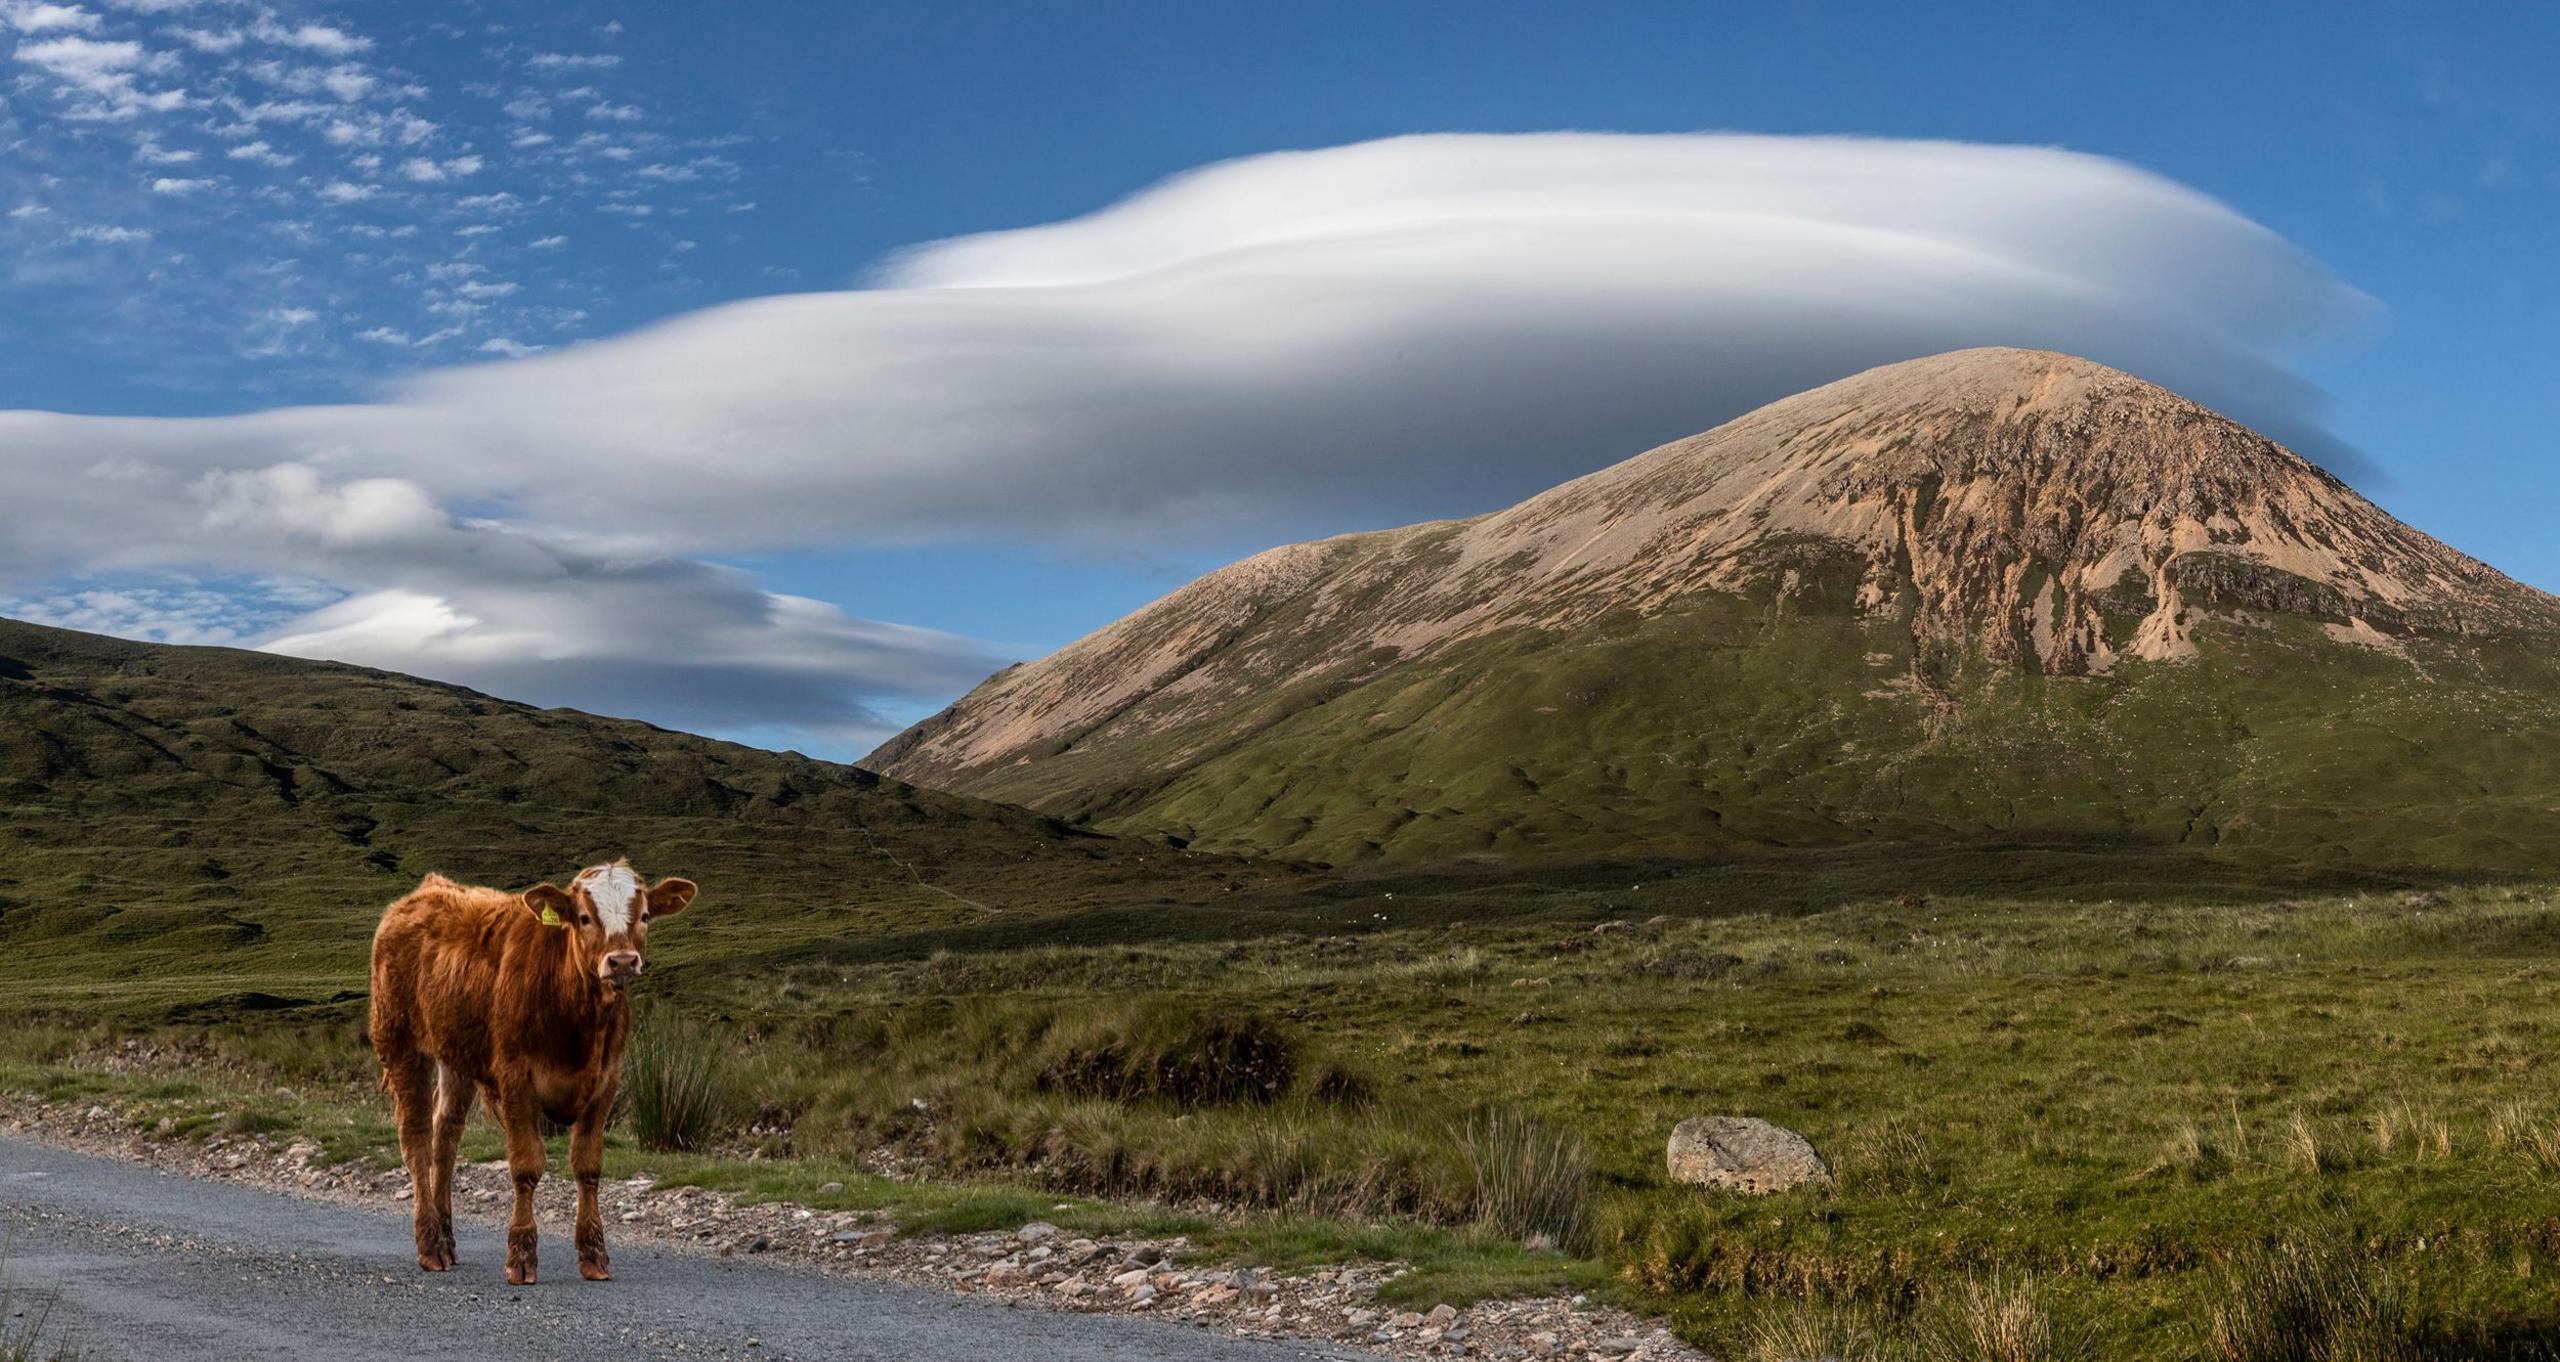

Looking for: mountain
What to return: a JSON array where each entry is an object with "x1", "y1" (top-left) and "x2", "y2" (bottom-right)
[
  {"x1": 870, "y1": 349, "x2": 2560, "y2": 870},
  {"x1": 0, "y1": 616, "x2": 1270, "y2": 1006}
]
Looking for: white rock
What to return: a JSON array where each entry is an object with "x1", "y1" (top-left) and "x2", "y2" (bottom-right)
[{"x1": 1665, "y1": 1115, "x2": 1832, "y2": 1194}]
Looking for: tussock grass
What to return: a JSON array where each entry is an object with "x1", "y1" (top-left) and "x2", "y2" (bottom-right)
[
  {"x1": 1916, "y1": 1275, "x2": 2083, "y2": 1362},
  {"x1": 622, "y1": 1005, "x2": 738, "y2": 1152},
  {"x1": 2486, "y1": 1100, "x2": 2560, "y2": 1172},
  {"x1": 1849, "y1": 1114, "x2": 1949, "y2": 1195},
  {"x1": 1460, "y1": 1106, "x2": 1592, "y2": 1252},
  {"x1": 2281, "y1": 1113, "x2": 2345, "y2": 1177},
  {"x1": 1739, "y1": 1299, "x2": 1895, "y2": 1362},
  {"x1": 2371, "y1": 1101, "x2": 2450, "y2": 1163},
  {"x1": 2197, "y1": 1229, "x2": 2414, "y2": 1362}
]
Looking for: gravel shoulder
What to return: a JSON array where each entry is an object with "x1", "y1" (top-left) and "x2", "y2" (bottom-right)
[
  {"x1": 0, "y1": 1100, "x2": 1702, "y2": 1362},
  {"x1": 0, "y1": 1133, "x2": 1379, "y2": 1362}
]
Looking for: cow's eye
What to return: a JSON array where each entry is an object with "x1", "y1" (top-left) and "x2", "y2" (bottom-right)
[{"x1": 578, "y1": 914, "x2": 591, "y2": 925}]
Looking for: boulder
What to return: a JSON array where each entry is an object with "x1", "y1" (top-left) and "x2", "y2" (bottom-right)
[{"x1": 1666, "y1": 1116, "x2": 1831, "y2": 1193}]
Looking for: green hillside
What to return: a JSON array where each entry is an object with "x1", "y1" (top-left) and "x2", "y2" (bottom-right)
[
  {"x1": 0, "y1": 615, "x2": 1287, "y2": 1012},
  {"x1": 872, "y1": 350, "x2": 2560, "y2": 872},
  {"x1": 1089, "y1": 593, "x2": 2560, "y2": 868}
]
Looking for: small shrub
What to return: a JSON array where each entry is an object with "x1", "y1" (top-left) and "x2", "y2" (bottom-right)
[
  {"x1": 621, "y1": 1006, "x2": 738, "y2": 1152},
  {"x1": 1460, "y1": 1106, "x2": 1592, "y2": 1253},
  {"x1": 1033, "y1": 1002, "x2": 1299, "y2": 1107}
]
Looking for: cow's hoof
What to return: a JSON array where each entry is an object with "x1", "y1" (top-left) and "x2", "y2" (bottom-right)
[
  {"x1": 417, "y1": 1254, "x2": 451, "y2": 1272},
  {"x1": 580, "y1": 1261, "x2": 613, "y2": 1281},
  {"x1": 506, "y1": 1262, "x2": 536, "y2": 1286}
]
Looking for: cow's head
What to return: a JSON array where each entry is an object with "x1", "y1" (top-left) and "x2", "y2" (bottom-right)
[{"x1": 524, "y1": 860, "x2": 697, "y2": 989}]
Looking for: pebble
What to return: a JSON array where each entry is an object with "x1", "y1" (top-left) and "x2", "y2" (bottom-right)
[{"x1": 0, "y1": 1091, "x2": 1710, "y2": 1362}]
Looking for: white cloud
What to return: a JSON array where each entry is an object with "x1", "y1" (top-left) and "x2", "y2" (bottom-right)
[
  {"x1": 528, "y1": 232, "x2": 567, "y2": 248},
  {"x1": 148, "y1": 174, "x2": 213, "y2": 193},
  {"x1": 356, "y1": 325, "x2": 412, "y2": 345},
  {"x1": 14, "y1": 32, "x2": 140, "y2": 84},
  {"x1": 225, "y1": 139, "x2": 297, "y2": 167},
  {"x1": 4, "y1": 3, "x2": 101, "y2": 33},
  {"x1": 244, "y1": 57, "x2": 375, "y2": 102},
  {"x1": 477, "y1": 336, "x2": 541, "y2": 357},
  {"x1": 319, "y1": 65, "x2": 372, "y2": 101},
  {"x1": 134, "y1": 140, "x2": 195, "y2": 163},
  {"x1": 583, "y1": 99, "x2": 641, "y2": 122},
  {"x1": 0, "y1": 133, "x2": 2377, "y2": 752},
  {"x1": 315, "y1": 180, "x2": 376, "y2": 203},
  {"x1": 398, "y1": 154, "x2": 480, "y2": 182},
  {"x1": 8, "y1": 203, "x2": 52, "y2": 218},
  {"x1": 13, "y1": 32, "x2": 186, "y2": 118},
  {"x1": 65, "y1": 222, "x2": 149, "y2": 241},
  {"x1": 634, "y1": 155, "x2": 735, "y2": 184},
  {"x1": 527, "y1": 51, "x2": 618, "y2": 70},
  {"x1": 268, "y1": 305, "x2": 316, "y2": 325},
  {"x1": 170, "y1": 25, "x2": 242, "y2": 52},
  {"x1": 250, "y1": 17, "x2": 368, "y2": 55}
]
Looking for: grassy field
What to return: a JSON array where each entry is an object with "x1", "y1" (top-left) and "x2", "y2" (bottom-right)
[{"x1": 12, "y1": 842, "x2": 2560, "y2": 1358}]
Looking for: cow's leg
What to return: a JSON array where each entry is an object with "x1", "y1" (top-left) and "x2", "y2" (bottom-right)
[
  {"x1": 381, "y1": 1053, "x2": 442, "y2": 1271},
  {"x1": 571, "y1": 1096, "x2": 613, "y2": 1281},
  {"x1": 496, "y1": 1085, "x2": 546, "y2": 1285},
  {"x1": 425, "y1": 1063, "x2": 475, "y2": 1269}
]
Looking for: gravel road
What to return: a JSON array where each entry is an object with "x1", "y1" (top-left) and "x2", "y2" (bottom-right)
[{"x1": 0, "y1": 1135, "x2": 1382, "y2": 1362}]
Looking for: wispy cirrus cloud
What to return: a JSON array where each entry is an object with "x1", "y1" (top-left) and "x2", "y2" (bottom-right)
[{"x1": 2, "y1": 2, "x2": 759, "y2": 405}]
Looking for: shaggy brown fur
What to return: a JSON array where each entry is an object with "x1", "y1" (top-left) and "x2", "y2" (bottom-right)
[{"x1": 368, "y1": 862, "x2": 697, "y2": 1283}]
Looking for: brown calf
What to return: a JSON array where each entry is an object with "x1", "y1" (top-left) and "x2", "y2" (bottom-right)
[{"x1": 368, "y1": 860, "x2": 697, "y2": 1283}]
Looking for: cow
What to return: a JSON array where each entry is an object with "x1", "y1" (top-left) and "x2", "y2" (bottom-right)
[{"x1": 368, "y1": 860, "x2": 698, "y2": 1284}]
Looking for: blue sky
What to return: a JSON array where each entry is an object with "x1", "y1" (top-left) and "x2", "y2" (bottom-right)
[{"x1": 1, "y1": 1, "x2": 2552, "y2": 758}]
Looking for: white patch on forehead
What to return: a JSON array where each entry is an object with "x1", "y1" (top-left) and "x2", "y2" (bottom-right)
[{"x1": 576, "y1": 863, "x2": 641, "y2": 936}]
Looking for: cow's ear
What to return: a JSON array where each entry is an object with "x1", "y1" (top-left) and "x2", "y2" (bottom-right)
[
  {"x1": 646, "y1": 877, "x2": 697, "y2": 919},
  {"x1": 524, "y1": 884, "x2": 577, "y2": 926}
]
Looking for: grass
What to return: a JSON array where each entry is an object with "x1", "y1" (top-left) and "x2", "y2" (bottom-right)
[
  {"x1": 922, "y1": 579, "x2": 2560, "y2": 876},
  {"x1": 623, "y1": 1004, "x2": 738, "y2": 1151},
  {"x1": 0, "y1": 1252, "x2": 79, "y2": 1362},
  {"x1": 1460, "y1": 1106, "x2": 1592, "y2": 1252},
  {"x1": 2196, "y1": 1228, "x2": 2411, "y2": 1362},
  {"x1": 20, "y1": 842, "x2": 2560, "y2": 1352}
]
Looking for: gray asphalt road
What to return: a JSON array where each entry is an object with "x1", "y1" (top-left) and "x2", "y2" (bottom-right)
[{"x1": 0, "y1": 1136, "x2": 1382, "y2": 1362}]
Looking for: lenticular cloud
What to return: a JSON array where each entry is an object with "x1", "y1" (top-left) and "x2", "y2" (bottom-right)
[
  {"x1": 387, "y1": 132, "x2": 2370, "y2": 550},
  {"x1": 0, "y1": 132, "x2": 2375, "y2": 750}
]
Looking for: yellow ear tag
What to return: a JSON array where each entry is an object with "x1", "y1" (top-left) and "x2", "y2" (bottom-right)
[{"x1": 536, "y1": 905, "x2": 566, "y2": 927}]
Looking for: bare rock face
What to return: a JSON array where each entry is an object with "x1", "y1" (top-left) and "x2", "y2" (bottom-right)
[
  {"x1": 873, "y1": 349, "x2": 2560, "y2": 803},
  {"x1": 868, "y1": 348, "x2": 2560, "y2": 868},
  {"x1": 1665, "y1": 1116, "x2": 1831, "y2": 1194}
]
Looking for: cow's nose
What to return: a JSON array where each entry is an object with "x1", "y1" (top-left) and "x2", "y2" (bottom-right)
[{"x1": 605, "y1": 951, "x2": 642, "y2": 976}]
